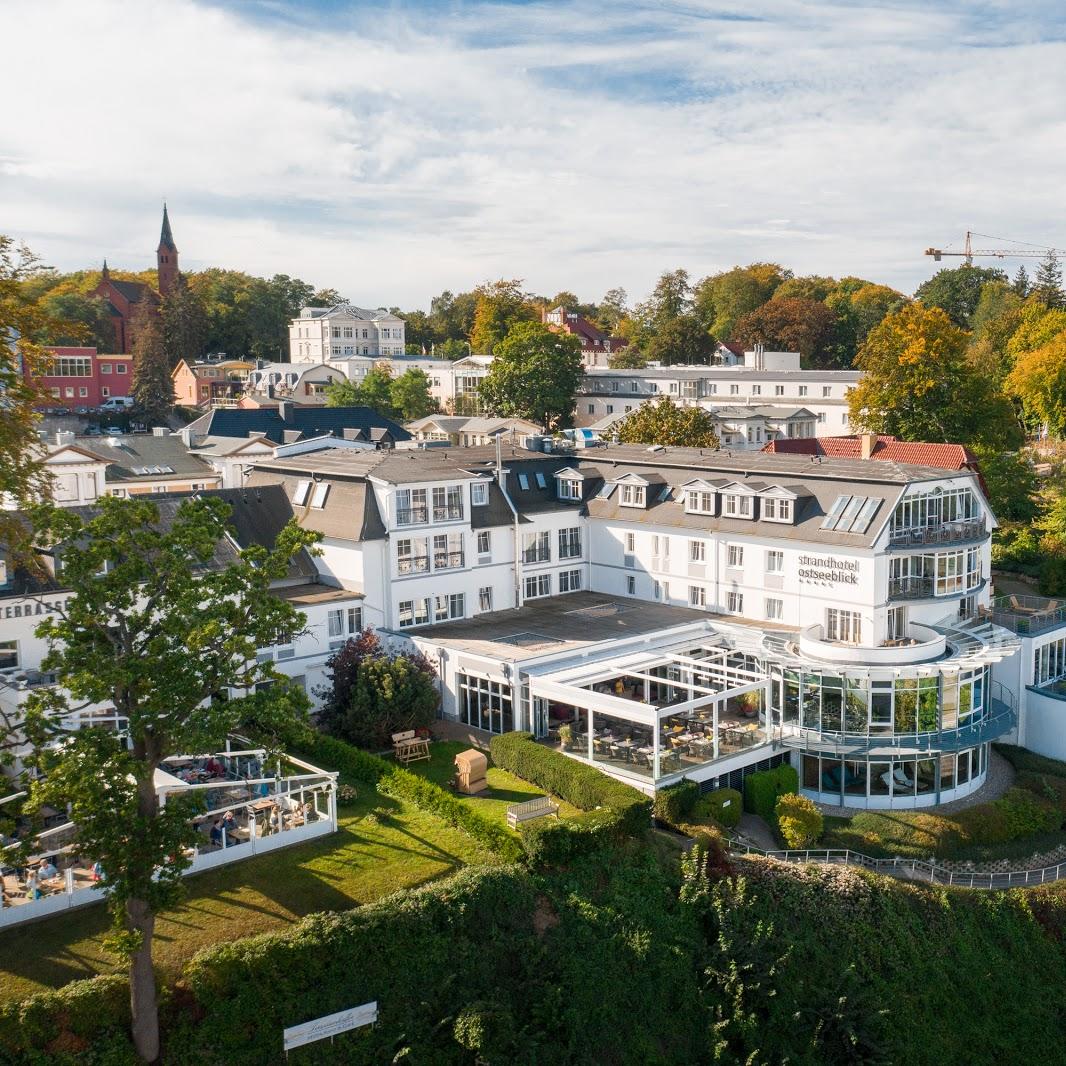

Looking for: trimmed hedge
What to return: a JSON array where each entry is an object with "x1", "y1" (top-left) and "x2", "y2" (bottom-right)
[
  {"x1": 995, "y1": 744, "x2": 1066, "y2": 780},
  {"x1": 378, "y1": 766, "x2": 524, "y2": 862},
  {"x1": 743, "y1": 764, "x2": 799, "y2": 822},
  {"x1": 490, "y1": 732, "x2": 652, "y2": 867},
  {"x1": 653, "y1": 779, "x2": 699, "y2": 825},
  {"x1": 694, "y1": 787, "x2": 743, "y2": 829},
  {"x1": 299, "y1": 731, "x2": 522, "y2": 862},
  {"x1": 0, "y1": 975, "x2": 133, "y2": 1062},
  {"x1": 490, "y1": 732, "x2": 651, "y2": 837}
]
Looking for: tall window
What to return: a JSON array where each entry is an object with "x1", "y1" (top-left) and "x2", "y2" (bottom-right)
[
  {"x1": 558, "y1": 527, "x2": 582, "y2": 559},
  {"x1": 559, "y1": 569, "x2": 582, "y2": 593},
  {"x1": 458, "y1": 673, "x2": 513, "y2": 734},
  {"x1": 726, "y1": 591, "x2": 744, "y2": 613},
  {"x1": 524, "y1": 573, "x2": 551, "y2": 599},
  {"x1": 396, "y1": 488, "x2": 428, "y2": 525},
  {"x1": 479, "y1": 586, "x2": 493, "y2": 612},
  {"x1": 689, "y1": 585, "x2": 706, "y2": 607},
  {"x1": 727, "y1": 544, "x2": 744, "y2": 568},
  {"x1": 689, "y1": 540, "x2": 705, "y2": 562},
  {"x1": 522, "y1": 530, "x2": 550, "y2": 563},
  {"x1": 397, "y1": 538, "x2": 429, "y2": 574},
  {"x1": 826, "y1": 608, "x2": 862, "y2": 644},
  {"x1": 766, "y1": 550, "x2": 784, "y2": 574},
  {"x1": 626, "y1": 575, "x2": 636, "y2": 595},
  {"x1": 765, "y1": 597, "x2": 783, "y2": 621},
  {"x1": 477, "y1": 531, "x2": 491, "y2": 563},
  {"x1": 432, "y1": 485, "x2": 464, "y2": 521},
  {"x1": 471, "y1": 481, "x2": 489, "y2": 506}
]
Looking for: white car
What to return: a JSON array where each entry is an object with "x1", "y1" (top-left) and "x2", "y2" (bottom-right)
[{"x1": 100, "y1": 396, "x2": 135, "y2": 412}]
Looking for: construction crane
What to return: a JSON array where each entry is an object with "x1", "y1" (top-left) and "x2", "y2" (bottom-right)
[{"x1": 925, "y1": 230, "x2": 1064, "y2": 264}]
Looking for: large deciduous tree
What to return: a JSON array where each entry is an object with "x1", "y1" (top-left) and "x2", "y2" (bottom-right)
[
  {"x1": 615, "y1": 396, "x2": 719, "y2": 448},
  {"x1": 469, "y1": 279, "x2": 537, "y2": 354},
  {"x1": 644, "y1": 314, "x2": 715, "y2": 365},
  {"x1": 390, "y1": 368, "x2": 435, "y2": 421},
  {"x1": 731, "y1": 297, "x2": 836, "y2": 366},
  {"x1": 693, "y1": 263, "x2": 789, "y2": 339},
  {"x1": 129, "y1": 303, "x2": 174, "y2": 425},
  {"x1": 848, "y1": 303, "x2": 1021, "y2": 450},
  {"x1": 479, "y1": 321, "x2": 583, "y2": 429},
  {"x1": 1006, "y1": 333, "x2": 1066, "y2": 437},
  {"x1": 914, "y1": 265, "x2": 1007, "y2": 327},
  {"x1": 23, "y1": 496, "x2": 318, "y2": 1062}
]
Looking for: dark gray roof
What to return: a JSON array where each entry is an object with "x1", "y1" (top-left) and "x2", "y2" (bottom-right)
[
  {"x1": 190, "y1": 406, "x2": 409, "y2": 446},
  {"x1": 69, "y1": 435, "x2": 215, "y2": 482},
  {"x1": 244, "y1": 469, "x2": 387, "y2": 542}
]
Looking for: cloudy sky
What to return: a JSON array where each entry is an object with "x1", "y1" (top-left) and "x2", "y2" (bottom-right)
[{"x1": 3, "y1": 0, "x2": 1065, "y2": 309}]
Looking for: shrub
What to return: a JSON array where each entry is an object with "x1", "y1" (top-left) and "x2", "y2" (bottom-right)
[
  {"x1": 299, "y1": 731, "x2": 389, "y2": 786},
  {"x1": 490, "y1": 732, "x2": 651, "y2": 837},
  {"x1": 995, "y1": 744, "x2": 1066, "y2": 780},
  {"x1": 653, "y1": 779, "x2": 699, "y2": 825},
  {"x1": 520, "y1": 809, "x2": 623, "y2": 867},
  {"x1": 0, "y1": 975, "x2": 132, "y2": 1060},
  {"x1": 775, "y1": 792, "x2": 824, "y2": 848},
  {"x1": 743, "y1": 763, "x2": 799, "y2": 822},
  {"x1": 693, "y1": 787, "x2": 743, "y2": 829}
]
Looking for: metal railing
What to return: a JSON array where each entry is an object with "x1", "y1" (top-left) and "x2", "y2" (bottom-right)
[
  {"x1": 727, "y1": 842, "x2": 1066, "y2": 891},
  {"x1": 982, "y1": 595, "x2": 1066, "y2": 636},
  {"x1": 433, "y1": 551, "x2": 464, "y2": 571},
  {"x1": 432, "y1": 505, "x2": 464, "y2": 522},
  {"x1": 888, "y1": 518, "x2": 985, "y2": 547},
  {"x1": 888, "y1": 575, "x2": 935, "y2": 601},
  {"x1": 396, "y1": 507, "x2": 429, "y2": 526},
  {"x1": 397, "y1": 556, "x2": 430, "y2": 575}
]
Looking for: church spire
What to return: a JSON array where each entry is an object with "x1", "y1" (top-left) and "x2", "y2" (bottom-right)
[
  {"x1": 101, "y1": 259, "x2": 110, "y2": 280},
  {"x1": 159, "y1": 202, "x2": 177, "y2": 253}
]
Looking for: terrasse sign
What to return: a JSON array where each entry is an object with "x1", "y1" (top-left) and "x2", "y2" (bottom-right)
[
  {"x1": 283, "y1": 1001, "x2": 378, "y2": 1053},
  {"x1": 797, "y1": 555, "x2": 860, "y2": 585},
  {"x1": 3, "y1": 598, "x2": 66, "y2": 620}
]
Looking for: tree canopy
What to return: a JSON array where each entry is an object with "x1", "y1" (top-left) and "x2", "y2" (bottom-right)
[
  {"x1": 478, "y1": 321, "x2": 583, "y2": 428},
  {"x1": 848, "y1": 303, "x2": 1021, "y2": 450},
  {"x1": 23, "y1": 495, "x2": 318, "y2": 1061},
  {"x1": 914, "y1": 265, "x2": 1007, "y2": 328},
  {"x1": 615, "y1": 396, "x2": 720, "y2": 448},
  {"x1": 469, "y1": 279, "x2": 538, "y2": 354},
  {"x1": 129, "y1": 303, "x2": 174, "y2": 425},
  {"x1": 324, "y1": 366, "x2": 435, "y2": 421},
  {"x1": 732, "y1": 297, "x2": 836, "y2": 364}
]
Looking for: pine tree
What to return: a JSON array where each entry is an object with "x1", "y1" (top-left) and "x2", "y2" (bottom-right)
[
  {"x1": 1012, "y1": 265, "x2": 1030, "y2": 297},
  {"x1": 161, "y1": 277, "x2": 208, "y2": 367},
  {"x1": 1033, "y1": 253, "x2": 1064, "y2": 309},
  {"x1": 129, "y1": 303, "x2": 174, "y2": 425}
]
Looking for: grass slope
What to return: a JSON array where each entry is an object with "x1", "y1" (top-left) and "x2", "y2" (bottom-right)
[{"x1": 0, "y1": 789, "x2": 493, "y2": 1005}]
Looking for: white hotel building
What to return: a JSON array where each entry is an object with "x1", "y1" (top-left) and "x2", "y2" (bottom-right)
[
  {"x1": 234, "y1": 442, "x2": 1033, "y2": 808},
  {"x1": 288, "y1": 304, "x2": 406, "y2": 360}
]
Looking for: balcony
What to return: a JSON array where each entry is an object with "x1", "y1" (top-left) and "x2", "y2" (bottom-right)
[
  {"x1": 433, "y1": 551, "x2": 465, "y2": 571},
  {"x1": 887, "y1": 518, "x2": 985, "y2": 548},
  {"x1": 396, "y1": 507, "x2": 429, "y2": 527},
  {"x1": 432, "y1": 505, "x2": 464, "y2": 522},
  {"x1": 798, "y1": 623, "x2": 946, "y2": 666},
  {"x1": 397, "y1": 556, "x2": 430, "y2": 575},
  {"x1": 981, "y1": 594, "x2": 1066, "y2": 636},
  {"x1": 888, "y1": 575, "x2": 935, "y2": 601}
]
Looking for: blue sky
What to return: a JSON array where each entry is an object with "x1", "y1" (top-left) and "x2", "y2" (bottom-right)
[{"x1": 3, "y1": 0, "x2": 1066, "y2": 309}]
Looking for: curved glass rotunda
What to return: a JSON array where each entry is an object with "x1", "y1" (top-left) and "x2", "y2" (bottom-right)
[{"x1": 764, "y1": 619, "x2": 1019, "y2": 809}]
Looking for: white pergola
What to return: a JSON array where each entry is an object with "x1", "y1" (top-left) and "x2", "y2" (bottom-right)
[{"x1": 528, "y1": 637, "x2": 773, "y2": 783}]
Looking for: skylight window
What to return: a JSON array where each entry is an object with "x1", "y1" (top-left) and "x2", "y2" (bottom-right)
[
  {"x1": 517, "y1": 473, "x2": 530, "y2": 490},
  {"x1": 820, "y1": 495, "x2": 851, "y2": 529},
  {"x1": 850, "y1": 497, "x2": 882, "y2": 534},
  {"x1": 821, "y1": 494, "x2": 881, "y2": 532},
  {"x1": 292, "y1": 480, "x2": 312, "y2": 506},
  {"x1": 595, "y1": 483, "x2": 616, "y2": 500},
  {"x1": 535, "y1": 472, "x2": 547, "y2": 489},
  {"x1": 657, "y1": 484, "x2": 673, "y2": 502},
  {"x1": 311, "y1": 482, "x2": 330, "y2": 509}
]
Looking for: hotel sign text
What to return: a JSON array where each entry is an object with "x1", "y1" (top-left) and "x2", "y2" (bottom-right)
[{"x1": 797, "y1": 555, "x2": 860, "y2": 586}]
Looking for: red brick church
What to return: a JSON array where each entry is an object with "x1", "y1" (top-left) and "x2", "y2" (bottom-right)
[{"x1": 94, "y1": 205, "x2": 180, "y2": 353}]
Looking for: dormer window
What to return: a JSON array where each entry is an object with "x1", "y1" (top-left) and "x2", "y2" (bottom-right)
[
  {"x1": 763, "y1": 497, "x2": 793, "y2": 523},
  {"x1": 686, "y1": 490, "x2": 714, "y2": 515},
  {"x1": 722, "y1": 493, "x2": 753, "y2": 519},
  {"x1": 558, "y1": 478, "x2": 581, "y2": 502},
  {"x1": 620, "y1": 484, "x2": 646, "y2": 508}
]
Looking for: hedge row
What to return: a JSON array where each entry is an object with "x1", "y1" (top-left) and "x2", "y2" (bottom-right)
[
  {"x1": 743, "y1": 764, "x2": 799, "y2": 823},
  {"x1": 0, "y1": 975, "x2": 133, "y2": 1063},
  {"x1": 695, "y1": 787, "x2": 743, "y2": 829},
  {"x1": 490, "y1": 732, "x2": 652, "y2": 867},
  {"x1": 653, "y1": 779, "x2": 699, "y2": 825},
  {"x1": 300, "y1": 732, "x2": 522, "y2": 861}
]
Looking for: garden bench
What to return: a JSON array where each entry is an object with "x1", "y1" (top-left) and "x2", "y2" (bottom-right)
[
  {"x1": 392, "y1": 730, "x2": 430, "y2": 765},
  {"x1": 506, "y1": 795, "x2": 560, "y2": 829}
]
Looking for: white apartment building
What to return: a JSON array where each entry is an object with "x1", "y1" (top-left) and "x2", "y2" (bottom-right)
[
  {"x1": 576, "y1": 352, "x2": 861, "y2": 443},
  {"x1": 289, "y1": 304, "x2": 406, "y2": 361}
]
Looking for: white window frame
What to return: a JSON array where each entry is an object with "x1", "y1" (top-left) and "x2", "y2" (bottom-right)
[
  {"x1": 727, "y1": 544, "x2": 744, "y2": 568},
  {"x1": 766, "y1": 550, "x2": 784, "y2": 574}
]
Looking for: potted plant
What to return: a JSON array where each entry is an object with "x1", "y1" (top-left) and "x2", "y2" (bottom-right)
[{"x1": 558, "y1": 723, "x2": 572, "y2": 750}]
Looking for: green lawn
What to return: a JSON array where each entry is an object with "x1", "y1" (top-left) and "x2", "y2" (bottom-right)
[
  {"x1": 0, "y1": 788, "x2": 495, "y2": 1006},
  {"x1": 407, "y1": 741, "x2": 582, "y2": 824}
]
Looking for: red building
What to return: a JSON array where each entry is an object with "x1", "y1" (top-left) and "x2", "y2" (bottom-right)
[
  {"x1": 542, "y1": 306, "x2": 628, "y2": 367},
  {"x1": 34, "y1": 347, "x2": 132, "y2": 407},
  {"x1": 92, "y1": 204, "x2": 179, "y2": 353}
]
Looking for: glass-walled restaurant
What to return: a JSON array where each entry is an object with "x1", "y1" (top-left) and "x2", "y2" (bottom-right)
[
  {"x1": 770, "y1": 663, "x2": 1013, "y2": 807},
  {"x1": 531, "y1": 645, "x2": 772, "y2": 785}
]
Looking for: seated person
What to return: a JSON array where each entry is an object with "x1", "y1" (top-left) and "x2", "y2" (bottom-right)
[
  {"x1": 209, "y1": 820, "x2": 223, "y2": 848},
  {"x1": 38, "y1": 858, "x2": 60, "y2": 881},
  {"x1": 221, "y1": 811, "x2": 239, "y2": 840}
]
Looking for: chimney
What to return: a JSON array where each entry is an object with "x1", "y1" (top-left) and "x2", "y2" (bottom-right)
[
  {"x1": 152, "y1": 426, "x2": 168, "y2": 438},
  {"x1": 278, "y1": 401, "x2": 295, "y2": 424},
  {"x1": 860, "y1": 432, "x2": 877, "y2": 460},
  {"x1": 55, "y1": 430, "x2": 75, "y2": 447}
]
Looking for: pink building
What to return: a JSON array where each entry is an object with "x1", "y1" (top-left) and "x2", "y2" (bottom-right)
[{"x1": 33, "y1": 347, "x2": 133, "y2": 407}]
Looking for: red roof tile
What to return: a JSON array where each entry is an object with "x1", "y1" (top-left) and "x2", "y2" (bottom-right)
[{"x1": 762, "y1": 435, "x2": 977, "y2": 471}]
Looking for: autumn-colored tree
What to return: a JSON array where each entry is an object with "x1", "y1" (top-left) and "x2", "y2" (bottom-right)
[
  {"x1": 479, "y1": 321, "x2": 582, "y2": 428},
  {"x1": 732, "y1": 297, "x2": 836, "y2": 365},
  {"x1": 848, "y1": 303, "x2": 1021, "y2": 450},
  {"x1": 469, "y1": 279, "x2": 537, "y2": 353},
  {"x1": 693, "y1": 263, "x2": 790, "y2": 339},
  {"x1": 1005, "y1": 333, "x2": 1066, "y2": 436},
  {"x1": 615, "y1": 396, "x2": 719, "y2": 448}
]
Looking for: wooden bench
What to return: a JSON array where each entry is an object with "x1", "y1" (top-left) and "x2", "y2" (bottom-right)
[
  {"x1": 392, "y1": 730, "x2": 430, "y2": 765},
  {"x1": 506, "y1": 795, "x2": 560, "y2": 829}
]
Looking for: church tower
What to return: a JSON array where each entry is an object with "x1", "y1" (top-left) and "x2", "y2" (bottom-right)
[{"x1": 157, "y1": 203, "x2": 179, "y2": 298}]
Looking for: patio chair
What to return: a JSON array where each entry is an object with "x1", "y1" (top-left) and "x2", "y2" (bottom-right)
[{"x1": 892, "y1": 767, "x2": 914, "y2": 788}]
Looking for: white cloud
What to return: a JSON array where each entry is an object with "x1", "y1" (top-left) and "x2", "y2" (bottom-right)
[{"x1": 2, "y1": 0, "x2": 1065, "y2": 307}]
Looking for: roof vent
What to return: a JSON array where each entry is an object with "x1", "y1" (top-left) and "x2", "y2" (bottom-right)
[{"x1": 646, "y1": 444, "x2": 664, "y2": 452}]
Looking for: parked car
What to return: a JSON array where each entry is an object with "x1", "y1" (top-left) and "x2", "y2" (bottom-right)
[
  {"x1": 101, "y1": 426, "x2": 125, "y2": 436},
  {"x1": 100, "y1": 396, "x2": 135, "y2": 413},
  {"x1": 83, "y1": 425, "x2": 103, "y2": 436}
]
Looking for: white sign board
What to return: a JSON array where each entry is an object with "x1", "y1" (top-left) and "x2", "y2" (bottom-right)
[{"x1": 283, "y1": 1001, "x2": 377, "y2": 1052}]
